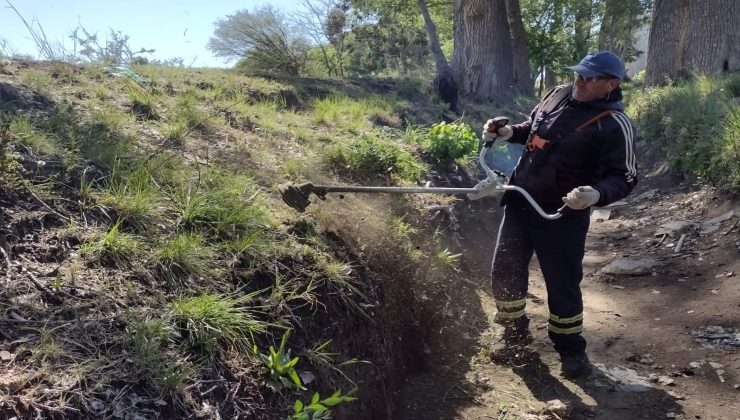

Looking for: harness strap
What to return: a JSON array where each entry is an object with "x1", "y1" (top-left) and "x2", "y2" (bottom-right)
[{"x1": 575, "y1": 110, "x2": 614, "y2": 132}]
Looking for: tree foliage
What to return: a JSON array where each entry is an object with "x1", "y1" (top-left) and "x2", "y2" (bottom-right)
[{"x1": 208, "y1": 6, "x2": 310, "y2": 75}]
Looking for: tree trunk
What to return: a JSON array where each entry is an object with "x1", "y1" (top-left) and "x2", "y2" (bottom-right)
[
  {"x1": 544, "y1": 66, "x2": 557, "y2": 90},
  {"x1": 573, "y1": 0, "x2": 592, "y2": 61},
  {"x1": 505, "y1": 0, "x2": 534, "y2": 95},
  {"x1": 646, "y1": 0, "x2": 740, "y2": 86},
  {"x1": 418, "y1": 0, "x2": 458, "y2": 111},
  {"x1": 452, "y1": 0, "x2": 515, "y2": 104}
]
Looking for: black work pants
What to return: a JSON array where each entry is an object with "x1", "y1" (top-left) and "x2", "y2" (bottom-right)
[{"x1": 490, "y1": 204, "x2": 590, "y2": 355}]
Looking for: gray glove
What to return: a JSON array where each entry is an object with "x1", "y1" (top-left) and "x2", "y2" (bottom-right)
[{"x1": 562, "y1": 186, "x2": 600, "y2": 209}]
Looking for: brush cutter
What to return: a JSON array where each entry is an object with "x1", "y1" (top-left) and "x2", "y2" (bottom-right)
[{"x1": 279, "y1": 117, "x2": 570, "y2": 220}]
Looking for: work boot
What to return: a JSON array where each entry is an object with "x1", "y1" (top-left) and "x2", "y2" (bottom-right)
[
  {"x1": 490, "y1": 328, "x2": 534, "y2": 364},
  {"x1": 560, "y1": 352, "x2": 591, "y2": 379}
]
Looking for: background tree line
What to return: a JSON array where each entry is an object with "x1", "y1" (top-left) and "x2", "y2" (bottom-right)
[{"x1": 208, "y1": 0, "x2": 739, "y2": 105}]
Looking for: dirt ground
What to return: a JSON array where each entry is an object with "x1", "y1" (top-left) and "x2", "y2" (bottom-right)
[{"x1": 395, "y1": 174, "x2": 740, "y2": 419}]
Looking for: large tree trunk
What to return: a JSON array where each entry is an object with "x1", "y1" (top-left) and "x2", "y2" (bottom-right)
[
  {"x1": 452, "y1": 0, "x2": 515, "y2": 104},
  {"x1": 505, "y1": 0, "x2": 534, "y2": 95},
  {"x1": 418, "y1": 0, "x2": 458, "y2": 111},
  {"x1": 573, "y1": 0, "x2": 592, "y2": 61},
  {"x1": 646, "y1": 0, "x2": 740, "y2": 86}
]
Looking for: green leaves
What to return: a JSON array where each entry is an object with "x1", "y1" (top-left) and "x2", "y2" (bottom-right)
[
  {"x1": 253, "y1": 329, "x2": 307, "y2": 392},
  {"x1": 289, "y1": 389, "x2": 358, "y2": 420},
  {"x1": 425, "y1": 121, "x2": 478, "y2": 162}
]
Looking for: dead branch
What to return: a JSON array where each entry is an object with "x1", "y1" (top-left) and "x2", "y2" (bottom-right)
[
  {"x1": 24, "y1": 183, "x2": 71, "y2": 222},
  {"x1": 674, "y1": 233, "x2": 687, "y2": 254}
]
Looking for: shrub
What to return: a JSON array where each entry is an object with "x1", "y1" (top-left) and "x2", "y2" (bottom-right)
[{"x1": 425, "y1": 121, "x2": 478, "y2": 162}]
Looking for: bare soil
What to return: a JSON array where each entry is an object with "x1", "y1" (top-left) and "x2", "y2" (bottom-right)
[{"x1": 395, "y1": 175, "x2": 740, "y2": 420}]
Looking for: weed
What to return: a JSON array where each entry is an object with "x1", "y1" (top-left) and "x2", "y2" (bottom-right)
[
  {"x1": 266, "y1": 269, "x2": 320, "y2": 322},
  {"x1": 170, "y1": 291, "x2": 268, "y2": 353},
  {"x1": 399, "y1": 124, "x2": 428, "y2": 145},
  {"x1": 80, "y1": 220, "x2": 143, "y2": 267},
  {"x1": 629, "y1": 73, "x2": 740, "y2": 192},
  {"x1": 302, "y1": 339, "x2": 338, "y2": 369},
  {"x1": 126, "y1": 81, "x2": 159, "y2": 119},
  {"x1": 253, "y1": 329, "x2": 305, "y2": 392}
]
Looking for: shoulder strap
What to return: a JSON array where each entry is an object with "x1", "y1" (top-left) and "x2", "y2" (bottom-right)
[
  {"x1": 528, "y1": 85, "x2": 572, "y2": 139},
  {"x1": 537, "y1": 85, "x2": 572, "y2": 116},
  {"x1": 575, "y1": 110, "x2": 614, "y2": 132}
]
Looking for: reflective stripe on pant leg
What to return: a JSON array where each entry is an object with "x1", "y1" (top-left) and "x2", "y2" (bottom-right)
[
  {"x1": 548, "y1": 312, "x2": 583, "y2": 334},
  {"x1": 495, "y1": 298, "x2": 527, "y2": 320}
]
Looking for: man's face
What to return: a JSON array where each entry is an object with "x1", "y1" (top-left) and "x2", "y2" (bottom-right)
[{"x1": 572, "y1": 73, "x2": 620, "y2": 102}]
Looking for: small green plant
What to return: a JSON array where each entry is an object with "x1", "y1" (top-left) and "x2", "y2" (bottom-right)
[
  {"x1": 290, "y1": 390, "x2": 357, "y2": 420},
  {"x1": 253, "y1": 329, "x2": 305, "y2": 392},
  {"x1": 170, "y1": 291, "x2": 267, "y2": 353},
  {"x1": 426, "y1": 121, "x2": 478, "y2": 162}
]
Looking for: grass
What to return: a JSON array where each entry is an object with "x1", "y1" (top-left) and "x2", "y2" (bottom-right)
[
  {"x1": 128, "y1": 319, "x2": 194, "y2": 392},
  {"x1": 324, "y1": 134, "x2": 425, "y2": 184},
  {"x1": 8, "y1": 115, "x2": 63, "y2": 156},
  {"x1": 98, "y1": 163, "x2": 163, "y2": 229},
  {"x1": 312, "y1": 95, "x2": 396, "y2": 133},
  {"x1": 80, "y1": 220, "x2": 143, "y2": 267},
  {"x1": 151, "y1": 232, "x2": 214, "y2": 285},
  {"x1": 19, "y1": 69, "x2": 54, "y2": 95},
  {"x1": 170, "y1": 291, "x2": 269, "y2": 352}
]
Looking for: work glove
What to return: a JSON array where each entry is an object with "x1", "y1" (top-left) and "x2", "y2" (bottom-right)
[
  {"x1": 482, "y1": 119, "x2": 513, "y2": 143},
  {"x1": 562, "y1": 186, "x2": 600, "y2": 210},
  {"x1": 467, "y1": 178, "x2": 503, "y2": 201}
]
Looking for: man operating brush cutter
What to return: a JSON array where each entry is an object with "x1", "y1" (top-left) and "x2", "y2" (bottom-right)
[
  {"x1": 279, "y1": 51, "x2": 636, "y2": 380},
  {"x1": 480, "y1": 51, "x2": 637, "y2": 379}
]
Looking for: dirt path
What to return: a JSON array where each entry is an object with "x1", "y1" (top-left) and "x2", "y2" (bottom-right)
[{"x1": 395, "y1": 184, "x2": 739, "y2": 419}]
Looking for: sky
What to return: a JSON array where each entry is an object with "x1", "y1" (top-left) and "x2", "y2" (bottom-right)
[{"x1": 0, "y1": 0, "x2": 298, "y2": 67}]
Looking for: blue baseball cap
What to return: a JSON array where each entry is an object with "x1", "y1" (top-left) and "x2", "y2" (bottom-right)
[{"x1": 567, "y1": 51, "x2": 625, "y2": 80}]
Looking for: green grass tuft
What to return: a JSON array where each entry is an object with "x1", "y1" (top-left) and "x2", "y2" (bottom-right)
[
  {"x1": 80, "y1": 220, "x2": 143, "y2": 267},
  {"x1": 151, "y1": 232, "x2": 214, "y2": 285},
  {"x1": 170, "y1": 291, "x2": 268, "y2": 353}
]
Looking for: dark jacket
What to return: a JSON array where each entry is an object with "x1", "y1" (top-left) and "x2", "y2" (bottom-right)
[{"x1": 501, "y1": 85, "x2": 638, "y2": 211}]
